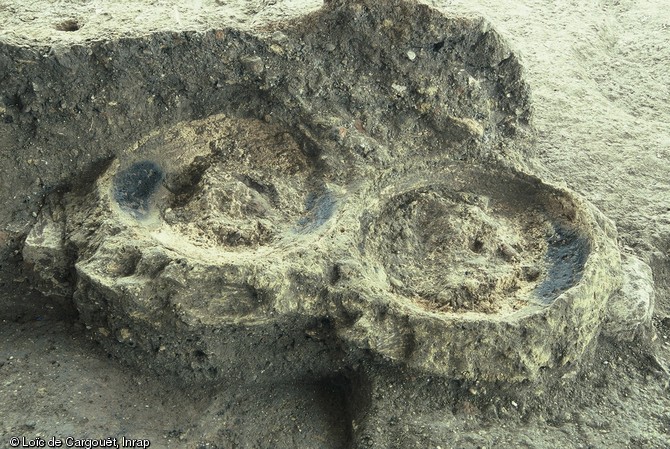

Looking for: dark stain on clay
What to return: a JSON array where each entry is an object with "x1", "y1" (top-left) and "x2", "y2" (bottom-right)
[
  {"x1": 113, "y1": 160, "x2": 164, "y2": 218},
  {"x1": 536, "y1": 225, "x2": 589, "y2": 302},
  {"x1": 296, "y1": 190, "x2": 336, "y2": 231}
]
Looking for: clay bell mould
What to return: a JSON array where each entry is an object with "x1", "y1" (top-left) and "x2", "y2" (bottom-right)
[
  {"x1": 329, "y1": 162, "x2": 622, "y2": 381},
  {"x1": 67, "y1": 114, "x2": 354, "y2": 383}
]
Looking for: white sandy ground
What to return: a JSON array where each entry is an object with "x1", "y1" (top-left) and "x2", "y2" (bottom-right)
[
  {"x1": 1, "y1": 0, "x2": 669, "y2": 447},
  {"x1": 0, "y1": 0, "x2": 322, "y2": 45},
  {"x1": 435, "y1": 0, "x2": 670, "y2": 254}
]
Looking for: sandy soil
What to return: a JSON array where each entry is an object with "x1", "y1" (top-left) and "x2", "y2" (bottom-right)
[{"x1": 1, "y1": 0, "x2": 669, "y2": 448}]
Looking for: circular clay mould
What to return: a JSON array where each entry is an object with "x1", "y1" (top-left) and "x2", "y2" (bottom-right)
[
  {"x1": 64, "y1": 114, "x2": 353, "y2": 383},
  {"x1": 333, "y1": 164, "x2": 621, "y2": 380}
]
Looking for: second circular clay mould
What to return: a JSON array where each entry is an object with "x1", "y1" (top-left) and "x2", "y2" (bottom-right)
[{"x1": 331, "y1": 165, "x2": 621, "y2": 380}]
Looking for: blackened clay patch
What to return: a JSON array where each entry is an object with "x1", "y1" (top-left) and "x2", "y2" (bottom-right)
[
  {"x1": 535, "y1": 225, "x2": 589, "y2": 302},
  {"x1": 113, "y1": 161, "x2": 164, "y2": 218},
  {"x1": 296, "y1": 191, "x2": 336, "y2": 231}
]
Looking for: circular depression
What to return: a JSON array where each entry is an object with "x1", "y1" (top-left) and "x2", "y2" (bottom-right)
[
  {"x1": 107, "y1": 114, "x2": 336, "y2": 251},
  {"x1": 367, "y1": 168, "x2": 590, "y2": 315}
]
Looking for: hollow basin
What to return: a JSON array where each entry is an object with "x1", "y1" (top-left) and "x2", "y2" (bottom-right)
[{"x1": 331, "y1": 163, "x2": 622, "y2": 381}]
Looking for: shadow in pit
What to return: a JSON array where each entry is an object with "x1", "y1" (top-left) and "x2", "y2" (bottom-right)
[
  {"x1": 0, "y1": 246, "x2": 78, "y2": 324},
  {"x1": 196, "y1": 373, "x2": 363, "y2": 449},
  {"x1": 649, "y1": 234, "x2": 670, "y2": 318},
  {"x1": 312, "y1": 374, "x2": 358, "y2": 449}
]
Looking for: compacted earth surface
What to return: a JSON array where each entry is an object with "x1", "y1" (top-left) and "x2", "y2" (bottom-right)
[{"x1": 1, "y1": 0, "x2": 669, "y2": 448}]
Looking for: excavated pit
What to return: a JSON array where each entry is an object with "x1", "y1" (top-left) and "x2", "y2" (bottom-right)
[{"x1": 13, "y1": 0, "x2": 623, "y2": 384}]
